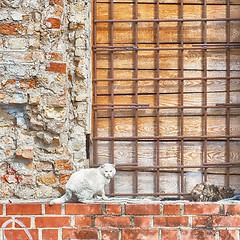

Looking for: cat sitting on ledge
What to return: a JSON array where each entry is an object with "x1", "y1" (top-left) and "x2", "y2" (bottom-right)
[{"x1": 50, "y1": 164, "x2": 116, "y2": 205}]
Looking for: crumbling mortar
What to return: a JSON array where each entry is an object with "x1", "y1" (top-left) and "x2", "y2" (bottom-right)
[{"x1": 0, "y1": 0, "x2": 91, "y2": 200}]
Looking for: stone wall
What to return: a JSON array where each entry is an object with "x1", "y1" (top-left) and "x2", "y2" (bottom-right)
[{"x1": 0, "y1": 0, "x2": 92, "y2": 199}]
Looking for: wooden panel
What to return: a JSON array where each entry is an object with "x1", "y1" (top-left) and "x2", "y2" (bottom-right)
[
  {"x1": 96, "y1": 69, "x2": 240, "y2": 94},
  {"x1": 138, "y1": 172, "x2": 156, "y2": 194},
  {"x1": 94, "y1": 0, "x2": 240, "y2": 197},
  {"x1": 96, "y1": 4, "x2": 240, "y2": 44},
  {"x1": 159, "y1": 173, "x2": 180, "y2": 194},
  {"x1": 114, "y1": 171, "x2": 135, "y2": 194},
  {"x1": 96, "y1": 49, "x2": 240, "y2": 71},
  {"x1": 97, "y1": 116, "x2": 240, "y2": 137},
  {"x1": 96, "y1": 92, "x2": 240, "y2": 117}
]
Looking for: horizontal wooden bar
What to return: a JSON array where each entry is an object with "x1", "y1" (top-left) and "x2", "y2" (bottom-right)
[
  {"x1": 107, "y1": 192, "x2": 190, "y2": 197},
  {"x1": 93, "y1": 76, "x2": 240, "y2": 82},
  {"x1": 93, "y1": 46, "x2": 240, "y2": 51},
  {"x1": 193, "y1": 43, "x2": 240, "y2": 46},
  {"x1": 94, "y1": 17, "x2": 240, "y2": 23},
  {"x1": 94, "y1": 105, "x2": 240, "y2": 110},
  {"x1": 93, "y1": 135, "x2": 240, "y2": 140},
  {"x1": 96, "y1": 1, "x2": 240, "y2": 5},
  {"x1": 116, "y1": 163, "x2": 240, "y2": 170}
]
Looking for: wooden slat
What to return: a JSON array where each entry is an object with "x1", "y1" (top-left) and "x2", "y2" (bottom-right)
[
  {"x1": 95, "y1": 69, "x2": 240, "y2": 94},
  {"x1": 96, "y1": 116, "x2": 240, "y2": 137},
  {"x1": 96, "y1": 92, "x2": 240, "y2": 116},
  {"x1": 96, "y1": 4, "x2": 240, "y2": 44},
  {"x1": 96, "y1": 49, "x2": 240, "y2": 70}
]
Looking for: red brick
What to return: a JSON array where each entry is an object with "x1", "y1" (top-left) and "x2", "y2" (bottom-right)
[
  {"x1": 0, "y1": 204, "x2": 3, "y2": 215},
  {"x1": 184, "y1": 203, "x2": 220, "y2": 215},
  {"x1": 192, "y1": 216, "x2": 212, "y2": 228},
  {"x1": 15, "y1": 217, "x2": 31, "y2": 228},
  {"x1": 42, "y1": 229, "x2": 59, "y2": 240},
  {"x1": 154, "y1": 216, "x2": 189, "y2": 227},
  {"x1": 49, "y1": 0, "x2": 64, "y2": 7},
  {"x1": 75, "y1": 216, "x2": 92, "y2": 227},
  {"x1": 35, "y1": 216, "x2": 71, "y2": 228},
  {"x1": 54, "y1": 159, "x2": 73, "y2": 171},
  {"x1": 4, "y1": 229, "x2": 38, "y2": 240},
  {"x1": 181, "y1": 229, "x2": 216, "y2": 240},
  {"x1": 102, "y1": 229, "x2": 119, "y2": 240},
  {"x1": 0, "y1": 217, "x2": 13, "y2": 228},
  {"x1": 122, "y1": 229, "x2": 158, "y2": 240},
  {"x1": 225, "y1": 204, "x2": 240, "y2": 215},
  {"x1": 0, "y1": 38, "x2": 6, "y2": 48},
  {"x1": 95, "y1": 216, "x2": 130, "y2": 228},
  {"x1": 163, "y1": 204, "x2": 180, "y2": 215},
  {"x1": 59, "y1": 174, "x2": 71, "y2": 184},
  {"x1": 219, "y1": 230, "x2": 236, "y2": 240},
  {"x1": 134, "y1": 216, "x2": 150, "y2": 228},
  {"x1": 125, "y1": 204, "x2": 160, "y2": 215},
  {"x1": 45, "y1": 18, "x2": 61, "y2": 29},
  {"x1": 7, "y1": 203, "x2": 42, "y2": 215},
  {"x1": 104, "y1": 204, "x2": 122, "y2": 215},
  {"x1": 65, "y1": 203, "x2": 101, "y2": 215},
  {"x1": 45, "y1": 204, "x2": 61, "y2": 215},
  {"x1": 0, "y1": 24, "x2": 25, "y2": 35},
  {"x1": 46, "y1": 62, "x2": 66, "y2": 74},
  {"x1": 62, "y1": 229, "x2": 98, "y2": 240},
  {"x1": 162, "y1": 229, "x2": 178, "y2": 240},
  {"x1": 45, "y1": 52, "x2": 63, "y2": 61},
  {"x1": 212, "y1": 216, "x2": 240, "y2": 227}
]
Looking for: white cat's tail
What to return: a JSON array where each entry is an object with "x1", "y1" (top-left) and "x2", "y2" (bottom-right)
[{"x1": 49, "y1": 190, "x2": 72, "y2": 205}]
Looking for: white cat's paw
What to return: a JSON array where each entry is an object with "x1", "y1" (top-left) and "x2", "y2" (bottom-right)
[{"x1": 102, "y1": 196, "x2": 109, "y2": 200}]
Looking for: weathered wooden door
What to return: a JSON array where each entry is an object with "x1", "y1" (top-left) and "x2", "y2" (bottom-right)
[{"x1": 92, "y1": 0, "x2": 240, "y2": 197}]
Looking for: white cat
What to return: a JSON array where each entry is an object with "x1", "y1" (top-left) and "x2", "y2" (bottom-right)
[{"x1": 50, "y1": 164, "x2": 116, "y2": 205}]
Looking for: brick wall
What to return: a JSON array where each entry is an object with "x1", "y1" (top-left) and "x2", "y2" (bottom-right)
[
  {"x1": 0, "y1": 202, "x2": 239, "y2": 239},
  {"x1": 0, "y1": 0, "x2": 92, "y2": 199}
]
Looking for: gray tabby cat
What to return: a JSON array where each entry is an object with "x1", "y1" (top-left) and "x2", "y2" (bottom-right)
[{"x1": 50, "y1": 164, "x2": 116, "y2": 205}]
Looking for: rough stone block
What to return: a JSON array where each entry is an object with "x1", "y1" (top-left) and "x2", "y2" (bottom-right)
[
  {"x1": 36, "y1": 162, "x2": 53, "y2": 171},
  {"x1": 38, "y1": 174, "x2": 57, "y2": 185},
  {"x1": 15, "y1": 149, "x2": 34, "y2": 160},
  {"x1": 43, "y1": 107, "x2": 67, "y2": 119},
  {"x1": 8, "y1": 38, "x2": 27, "y2": 49},
  {"x1": 54, "y1": 160, "x2": 73, "y2": 171}
]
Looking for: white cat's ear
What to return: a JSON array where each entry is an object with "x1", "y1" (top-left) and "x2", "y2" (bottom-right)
[
  {"x1": 100, "y1": 164, "x2": 105, "y2": 168},
  {"x1": 112, "y1": 164, "x2": 116, "y2": 168}
]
